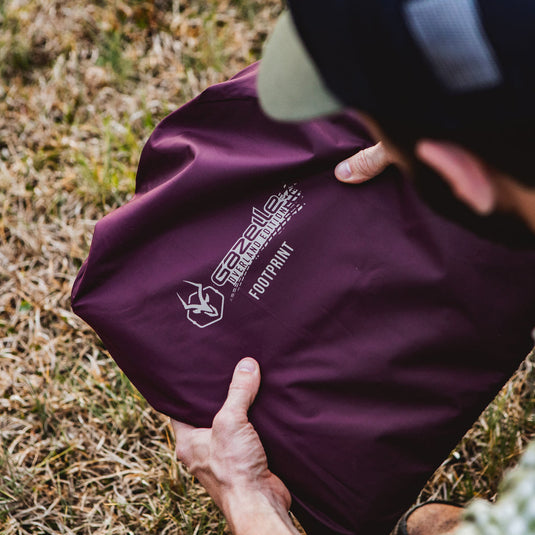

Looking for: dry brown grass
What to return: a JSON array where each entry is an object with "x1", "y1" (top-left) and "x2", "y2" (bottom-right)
[
  {"x1": 420, "y1": 350, "x2": 535, "y2": 505},
  {"x1": 0, "y1": 1, "x2": 282, "y2": 533},
  {"x1": 1, "y1": 1, "x2": 534, "y2": 534}
]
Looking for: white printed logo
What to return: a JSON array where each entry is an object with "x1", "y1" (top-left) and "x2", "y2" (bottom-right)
[
  {"x1": 211, "y1": 184, "x2": 303, "y2": 298},
  {"x1": 178, "y1": 183, "x2": 304, "y2": 329},
  {"x1": 177, "y1": 281, "x2": 224, "y2": 329}
]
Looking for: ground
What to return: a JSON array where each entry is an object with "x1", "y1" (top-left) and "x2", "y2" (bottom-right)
[{"x1": 1, "y1": 1, "x2": 534, "y2": 534}]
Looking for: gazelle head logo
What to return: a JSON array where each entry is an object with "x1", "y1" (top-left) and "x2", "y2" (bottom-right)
[{"x1": 177, "y1": 281, "x2": 224, "y2": 328}]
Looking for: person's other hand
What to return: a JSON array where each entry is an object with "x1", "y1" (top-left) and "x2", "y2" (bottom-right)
[
  {"x1": 171, "y1": 358, "x2": 298, "y2": 535},
  {"x1": 335, "y1": 141, "x2": 396, "y2": 183}
]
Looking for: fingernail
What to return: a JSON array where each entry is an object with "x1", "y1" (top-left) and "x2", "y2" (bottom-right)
[
  {"x1": 335, "y1": 161, "x2": 352, "y2": 181},
  {"x1": 237, "y1": 358, "x2": 256, "y2": 373}
]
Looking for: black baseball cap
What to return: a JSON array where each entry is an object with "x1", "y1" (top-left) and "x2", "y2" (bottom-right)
[{"x1": 259, "y1": 0, "x2": 535, "y2": 133}]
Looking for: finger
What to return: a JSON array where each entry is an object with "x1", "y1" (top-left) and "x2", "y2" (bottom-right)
[
  {"x1": 171, "y1": 418, "x2": 196, "y2": 440},
  {"x1": 171, "y1": 418, "x2": 198, "y2": 463},
  {"x1": 335, "y1": 142, "x2": 393, "y2": 183},
  {"x1": 416, "y1": 140, "x2": 495, "y2": 215},
  {"x1": 217, "y1": 358, "x2": 261, "y2": 423}
]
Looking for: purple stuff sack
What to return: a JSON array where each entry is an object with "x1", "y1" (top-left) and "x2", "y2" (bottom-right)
[{"x1": 71, "y1": 64, "x2": 535, "y2": 535}]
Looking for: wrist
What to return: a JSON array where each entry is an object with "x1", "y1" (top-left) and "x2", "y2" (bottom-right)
[{"x1": 222, "y1": 487, "x2": 298, "y2": 535}]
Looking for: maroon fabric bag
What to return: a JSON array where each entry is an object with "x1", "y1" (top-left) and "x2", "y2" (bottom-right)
[{"x1": 72, "y1": 64, "x2": 535, "y2": 535}]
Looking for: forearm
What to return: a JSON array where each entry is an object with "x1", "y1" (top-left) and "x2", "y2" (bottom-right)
[{"x1": 223, "y1": 489, "x2": 300, "y2": 535}]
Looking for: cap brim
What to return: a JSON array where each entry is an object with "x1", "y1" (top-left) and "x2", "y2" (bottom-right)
[{"x1": 258, "y1": 11, "x2": 343, "y2": 122}]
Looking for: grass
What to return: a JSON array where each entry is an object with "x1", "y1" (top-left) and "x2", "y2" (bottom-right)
[
  {"x1": 419, "y1": 350, "x2": 535, "y2": 505},
  {"x1": 0, "y1": 0, "x2": 534, "y2": 533},
  {"x1": 0, "y1": 1, "x2": 282, "y2": 533}
]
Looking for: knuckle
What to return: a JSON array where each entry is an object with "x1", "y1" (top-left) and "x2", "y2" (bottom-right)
[
  {"x1": 228, "y1": 381, "x2": 250, "y2": 396},
  {"x1": 186, "y1": 459, "x2": 202, "y2": 478},
  {"x1": 350, "y1": 149, "x2": 374, "y2": 177},
  {"x1": 212, "y1": 408, "x2": 234, "y2": 431},
  {"x1": 175, "y1": 442, "x2": 190, "y2": 464}
]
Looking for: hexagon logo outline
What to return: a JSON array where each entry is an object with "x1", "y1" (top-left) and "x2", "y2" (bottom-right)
[{"x1": 177, "y1": 281, "x2": 224, "y2": 329}]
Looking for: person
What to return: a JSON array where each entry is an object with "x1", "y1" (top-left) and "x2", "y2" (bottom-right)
[{"x1": 171, "y1": 1, "x2": 535, "y2": 534}]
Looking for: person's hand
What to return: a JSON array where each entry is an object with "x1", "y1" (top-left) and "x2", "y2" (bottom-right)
[
  {"x1": 171, "y1": 358, "x2": 298, "y2": 535},
  {"x1": 335, "y1": 141, "x2": 397, "y2": 183}
]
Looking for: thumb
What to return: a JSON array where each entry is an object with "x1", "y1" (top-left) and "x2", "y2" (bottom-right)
[
  {"x1": 221, "y1": 358, "x2": 261, "y2": 419},
  {"x1": 335, "y1": 142, "x2": 394, "y2": 183}
]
